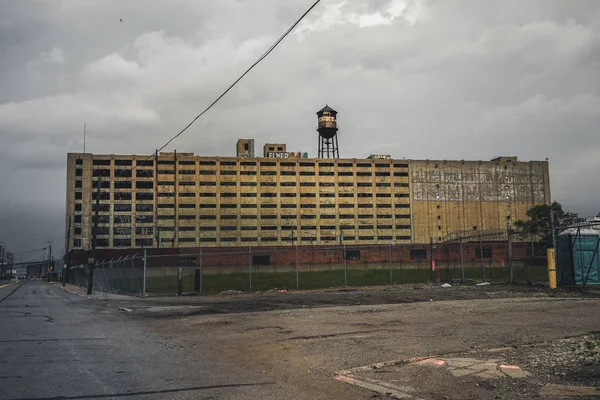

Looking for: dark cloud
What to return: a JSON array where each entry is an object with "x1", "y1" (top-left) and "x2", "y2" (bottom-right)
[{"x1": 0, "y1": 0, "x2": 599, "y2": 252}]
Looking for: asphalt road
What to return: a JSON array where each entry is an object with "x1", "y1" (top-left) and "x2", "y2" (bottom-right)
[{"x1": 0, "y1": 280, "x2": 304, "y2": 400}]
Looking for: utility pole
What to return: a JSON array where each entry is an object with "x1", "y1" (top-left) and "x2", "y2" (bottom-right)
[
  {"x1": 507, "y1": 221, "x2": 513, "y2": 284},
  {"x1": 47, "y1": 241, "x2": 52, "y2": 282},
  {"x1": 63, "y1": 216, "x2": 71, "y2": 286},
  {"x1": 88, "y1": 177, "x2": 102, "y2": 295},
  {"x1": 0, "y1": 242, "x2": 4, "y2": 280}
]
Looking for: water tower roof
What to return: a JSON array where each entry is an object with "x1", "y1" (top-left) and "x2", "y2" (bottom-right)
[{"x1": 317, "y1": 104, "x2": 337, "y2": 114}]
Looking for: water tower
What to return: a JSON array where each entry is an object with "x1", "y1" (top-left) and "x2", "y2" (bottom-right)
[{"x1": 317, "y1": 105, "x2": 339, "y2": 158}]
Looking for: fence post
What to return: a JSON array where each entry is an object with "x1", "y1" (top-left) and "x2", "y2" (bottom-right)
[
  {"x1": 177, "y1": 267, "x2": 183, "y2": 296},
  {"x1": 142, "y1": 248, "x2": 147, "y2": 297},
  {"x1": 547, "y1": 248, "x2": 557, "y2": 289},
  {"x1": 460, "y1": 239, "x2": 465, "y2": 283},
  {"x1": 195, "y1": 248, "x2": 202, "y2": 294},
  {"x1": 295, "y1": 243, "x2": 299, "y2": 290},
  {"x1": 389, "y1": 241, "x2": 394, "y2": 286},
  {"x1": 248, "y1": 246, "x2": 252, "y2": 292}
]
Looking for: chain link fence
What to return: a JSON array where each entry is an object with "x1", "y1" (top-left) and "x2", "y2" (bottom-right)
[
  {"x1": 69, "y1": 255, "x2": 144, "y2": 295},
  {"x1": 67, "y1": 242, "x2": 548, "y2": 296}
]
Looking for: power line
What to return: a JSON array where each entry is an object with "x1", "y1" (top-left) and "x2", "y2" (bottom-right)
[{"x1": 130, "y1": 0, "x2": 321, "y2": 171}]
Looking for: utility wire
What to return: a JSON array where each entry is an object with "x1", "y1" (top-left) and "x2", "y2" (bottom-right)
[{"x1": 130, "y1": 0, "x2": 321, "y2": 171}]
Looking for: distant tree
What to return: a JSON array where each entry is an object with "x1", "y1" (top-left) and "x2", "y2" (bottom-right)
[{"x1": 514, "y1": 202, "x2": 582, "y2": 246}]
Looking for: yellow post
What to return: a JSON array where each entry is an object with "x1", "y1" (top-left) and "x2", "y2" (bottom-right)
[{"x1": 547, "y1": 248, "x2": 557, "y2": 289}]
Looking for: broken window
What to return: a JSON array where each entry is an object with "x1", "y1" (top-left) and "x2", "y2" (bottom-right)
[
  {"x1": 74, "y1": 215, "x2": 82, "y2": 223},
  {"x1": 94, "y1": 227, "x2": 110, "y2": 235},
  {"x1": 92, "y1": 169, "x2": 110, "y2": 177},
  {"x1": 114, "y1": 204, "x2": 132, "y2": 212},
  {"x1": 136, "y1": 169, "x2": 153, "y2": 178},
  {"x1": 136, "y1": 215, "x2": 153, "y2": 223},
  {"x1": 115, "y1": 160, "x2": 132, "y2": 166},
  {"x1": 75, "y1": 192, "x2": 82, "y2": 200},
  {"x1": 92, "y1": 204, "x2": 110, "y2": 212},
  {"x1": 136, "y1": 227, "x2": 153, "y2": 235},
  {"x1": 114, "y1": 181, "x2": 132, "y2": 189},
  {"x1": 96, "y1": 239, "x2": 109, "y2": 247},
  {"x1": 114, "y1": 192, "x2": 132, "y2": 201},
  {"x1": 92, "y1": 159, "x2": 111, "y2": 166},
  {"x1": 92, "y1": 192, "x2": 110, "y2": 201},
  {"x1": 136, "y1": 238, "x2": 153, "y2": 247},
  {"x1": 75, "y1": 169, "x2": 83, "y2": 177},
  {"x1": 136, "y1": 181, "x2": 153, "y2": 189},
  {"x1": 113, "y1": 227, "x2": 131, "y2": 235},
  {"x1": 92, "y1": 215, "x2": 110, "y2": 223},
  {"x1": 114, "y1": 215, "x2": 132, "y2": 224},
  {"x1": 136, "y1": 192, "x2": 153, "y2": 201}
]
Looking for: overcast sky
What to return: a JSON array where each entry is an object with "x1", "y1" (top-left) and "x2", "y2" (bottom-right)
[{"x1": 1, "y1": 0, "x2": 599, "y2": 256}]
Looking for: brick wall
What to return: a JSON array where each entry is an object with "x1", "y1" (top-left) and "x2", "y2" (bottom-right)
[{"x1": 69, "y1": 241, "x2": 536, "y2": 269}]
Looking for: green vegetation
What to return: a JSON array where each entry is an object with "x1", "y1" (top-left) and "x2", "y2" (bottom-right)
[
  {"x1": 514, "y1": 201, "x2": 582, "y2": 246},
  {"x1": 145, "y1": 265, "x2": 549, "y2": 295}
]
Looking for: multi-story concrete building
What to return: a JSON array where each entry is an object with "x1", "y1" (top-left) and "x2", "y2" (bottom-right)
[{"x1": 65, "y1": 151, "x2": 550, "y2": 251}]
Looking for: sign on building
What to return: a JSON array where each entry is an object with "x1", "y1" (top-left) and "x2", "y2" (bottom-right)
[
  {"x1": 267, "y1": 152, "x2": 290, "y2": 158},
  {"x1": 369, "y1": 154, "x2": 391, "y2": 160}
]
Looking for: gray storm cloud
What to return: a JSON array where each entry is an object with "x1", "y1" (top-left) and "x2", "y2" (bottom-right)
[{"x1": 0, "y1": 0, "x2": 599, "y2": 253}]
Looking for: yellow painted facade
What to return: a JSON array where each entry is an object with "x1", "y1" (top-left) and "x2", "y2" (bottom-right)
[{"x1": 65, "y1": 153, "x2": 550, "y2": 250}]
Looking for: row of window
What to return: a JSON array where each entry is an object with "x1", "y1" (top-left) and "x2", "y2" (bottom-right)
[
  {"x1": 77, "y1": 224, "x2": 412, "y2": 235},
  {"x1": 74, "y1": 211, "x2": 412, "y2": 223},
  {"x1": 83, "y1": 169, "x2": 401, "y2": 177},
  {"x1": 85, "y1": 168, "x2": 410, "y2": 178},
  {"x1": 85, "y1": 158, "x2": 410, "y2": 168},
  {"x1": 74, "y1": 235, "x2": 416, "y2": 248}
]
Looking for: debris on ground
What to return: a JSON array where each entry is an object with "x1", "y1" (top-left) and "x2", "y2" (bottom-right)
[
  {"x1": 441, "y1": 283, "x2": 452, "y2": 288},
  {"x1": 218, "y1": 290, "x2": 244, "y2": 296},
  {"x1": 476, "y1": 282, "x2": 491, "y2": 286}
]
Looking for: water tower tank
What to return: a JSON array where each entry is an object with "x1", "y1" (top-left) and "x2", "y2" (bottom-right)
[{"x1": 316, "y1": 105, "x2": 339, "y2": 158}]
